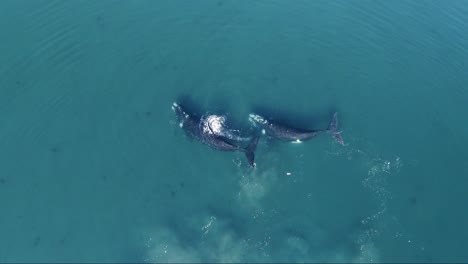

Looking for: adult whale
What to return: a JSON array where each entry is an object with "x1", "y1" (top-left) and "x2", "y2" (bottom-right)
[
  {"x1": 248, "y1": 112, "x2": 344, "y2": 145},
  {"x1": 201, "y1": 114, "x2": 252, "y2": 142},
  {"x1": 172, "y1": 102, "x2": 259, "y2": 167}
]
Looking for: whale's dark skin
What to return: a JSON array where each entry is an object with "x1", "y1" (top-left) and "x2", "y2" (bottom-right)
[
  {"x1": 172, "y1": 102, "x2": 258, "y2": 167},
  {"x1": 249, "y1": 112, "x2": 344, "y2": 145}
]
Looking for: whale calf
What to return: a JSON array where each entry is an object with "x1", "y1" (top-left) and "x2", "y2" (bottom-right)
[
  {"x1": 248, "y1": 112, "x2": 344, "y2": 145},
  {"x1": 172, "y1": 102, "x2": 258, "y2": 167}
]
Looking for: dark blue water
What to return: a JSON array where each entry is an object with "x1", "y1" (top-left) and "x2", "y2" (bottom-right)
[{"x1": 1, "y1": 1, "x2": 467, "y2": 262}]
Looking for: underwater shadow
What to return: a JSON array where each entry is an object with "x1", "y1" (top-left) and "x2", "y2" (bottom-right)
[{"x1": 249, "y1": 103, "x2": 340, "y2": 130}]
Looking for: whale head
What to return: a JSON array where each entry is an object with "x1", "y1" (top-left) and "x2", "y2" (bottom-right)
[
  {"x1": 171, "y1": 102, "x2": 180, "y2": 113},
  {"x1": 172, "y1": 102, "x2": 189, "y2": 121},
  {"x1": 248, "y1": 114, "x2": 267, "y2": 126}
]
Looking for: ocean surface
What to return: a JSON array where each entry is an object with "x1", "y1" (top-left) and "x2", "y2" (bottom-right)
[{"x1": 1, "y1": 0, "x2": 467, "y2": 262}]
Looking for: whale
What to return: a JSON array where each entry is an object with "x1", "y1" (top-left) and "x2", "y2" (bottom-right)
[
  {"x1": 172, "y1": 102, "x2": 258, "y2": 167},
  {"x1": 248, "y1": 112, "x2": 344, "y2": 145},
  {"x1": 201, "y1": 114, "x2": 252, "y2": 142}
]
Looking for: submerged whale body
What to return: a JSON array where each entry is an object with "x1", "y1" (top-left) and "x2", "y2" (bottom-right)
[
  {"x1": 172, "y1": 102, "x2": 258, "y2": 167},
  {"x1": 249, "y1": 112, "x2": 344, "y2": 145}
]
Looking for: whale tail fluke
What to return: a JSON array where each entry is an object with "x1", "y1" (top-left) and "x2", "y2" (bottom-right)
[
  {"x1": 328, "y1": 112, "x2": 345, "y2": 146},
  {"x1": 244, "y1": 136, "x2": 259, "y2": 168}
]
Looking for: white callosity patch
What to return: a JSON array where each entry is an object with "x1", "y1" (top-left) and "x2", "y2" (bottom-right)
[
  {"x1": 201, "y1": 115, "x2": 226, "y2": 135},
  {"x1": 201, "y1": 114, "x2": 249, "y2": 141},
  {"x1": 172, "y1": 103, "x2": 249, "y2": 141},
  {"x1": 248, "y1": 114, "x2": 267, "y2": 125},
  {"x1": 171, "y1": 102, "x2": 188, "y2": 118},
  {"x1": 171, "y1": 102, "x2": 188, "y2": 124}
]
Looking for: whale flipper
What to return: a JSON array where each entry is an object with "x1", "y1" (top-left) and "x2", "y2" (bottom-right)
[
  {"x1": 328, "y1": 112, "x2": 345, "y2": 146},
  {"x1": 244, "y1": 136, "x2": 259, "y2": 168}
]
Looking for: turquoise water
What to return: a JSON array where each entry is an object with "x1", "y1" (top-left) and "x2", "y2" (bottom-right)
[{"x1": 1, "y1": 0, "x2": 467, "y2": 262}]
